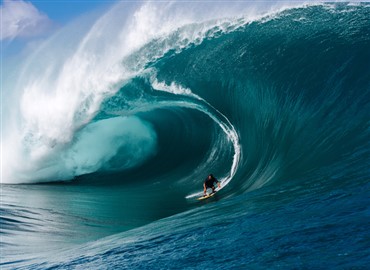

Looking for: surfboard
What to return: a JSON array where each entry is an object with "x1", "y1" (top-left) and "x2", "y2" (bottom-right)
[{"x1": 197, "y1": 192, "x2": 216, "y2": 200}]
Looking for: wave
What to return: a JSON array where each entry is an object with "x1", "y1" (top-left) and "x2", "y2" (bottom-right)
[
  {"x1": 2, "y1": 2, "x2": 370, "y2": 201},
  {"x1": 2, "y1": 0, "x2": 275, "y2": 184},
  {"x1": 2, "y1": 1, "x2": 259, "y2": 184}
]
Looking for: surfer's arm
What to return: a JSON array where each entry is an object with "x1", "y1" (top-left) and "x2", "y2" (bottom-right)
[
  {"x1": 217, "y1": 182, "x2": 221, "y2": 188},
  {"x1": 203, "y1": 183, "x2": 207, "y2": 194}
]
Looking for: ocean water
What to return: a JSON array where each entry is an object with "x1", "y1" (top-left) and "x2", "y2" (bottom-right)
[{"x1": 1, "y1": 2, "x2": 370, "y2": 269}]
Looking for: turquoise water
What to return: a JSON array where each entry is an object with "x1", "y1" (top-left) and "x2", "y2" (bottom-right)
[{"x1": 1, "y1": 2, "x2": 370, "y2": 269}]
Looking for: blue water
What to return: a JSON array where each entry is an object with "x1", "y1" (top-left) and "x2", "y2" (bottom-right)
[{"x1": 1, "y1": 2, "x2": 370, "y2": 269}]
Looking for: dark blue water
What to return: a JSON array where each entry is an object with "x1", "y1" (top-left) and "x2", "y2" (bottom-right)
[{"x1": 1, "y1": 3, "x2": 370, "y2": 269}]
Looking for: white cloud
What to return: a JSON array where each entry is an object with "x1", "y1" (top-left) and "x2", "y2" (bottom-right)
[{"x1": 1, "y1": 0, "x2": 53, "y2": 40}]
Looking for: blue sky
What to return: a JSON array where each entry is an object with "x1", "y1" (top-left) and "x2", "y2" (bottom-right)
[
  {"x1": 29, "y1": 0, "x2": 114, "y2": 23},
  {"x1": 1, "y1": 0, "x2": 115, "y2": 41},
  {"x1": 1, "y1": 0, "x2": 116, "y2": 57}
]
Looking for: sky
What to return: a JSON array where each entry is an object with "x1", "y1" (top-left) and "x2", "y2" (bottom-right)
[
  {"x1": 29, "y1": 0, "x2": 113, "y2": 23},
  {"x1": 1, "y1": 0, "x2": 114, "y2": 55}
]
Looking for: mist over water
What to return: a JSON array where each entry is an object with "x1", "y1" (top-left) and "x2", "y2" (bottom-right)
[{"x1": 1, "y1": 2, "x2": 370, "y2": 269}]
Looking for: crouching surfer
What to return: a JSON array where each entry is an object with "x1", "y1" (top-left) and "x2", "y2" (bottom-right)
[{"x1": 203, "y1": 174, "x2": 220, "y2": 196}]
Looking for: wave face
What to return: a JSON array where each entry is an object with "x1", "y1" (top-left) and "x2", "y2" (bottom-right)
[{"x1": 1, "y1": 2, "x2": 370, "y2": 269}]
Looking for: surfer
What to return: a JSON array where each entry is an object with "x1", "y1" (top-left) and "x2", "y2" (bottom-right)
[{"x1": 203, "y1": 174, "x2": 220, "y2": 195}]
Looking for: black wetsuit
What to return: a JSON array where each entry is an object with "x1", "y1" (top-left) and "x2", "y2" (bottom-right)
[{"x1": 204, "y1": 176, "x2": 218, "y2": 188}]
